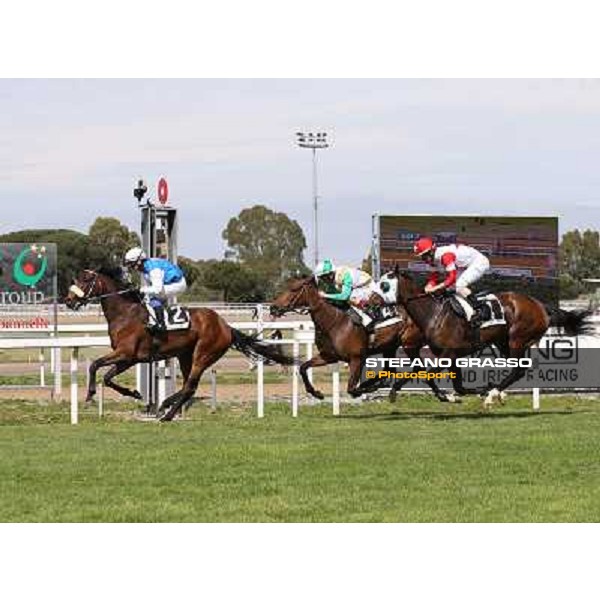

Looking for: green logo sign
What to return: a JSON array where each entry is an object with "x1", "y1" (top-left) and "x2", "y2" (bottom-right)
[{"x1": 12, "y1": 245, "x2": 48, "y2": 287}]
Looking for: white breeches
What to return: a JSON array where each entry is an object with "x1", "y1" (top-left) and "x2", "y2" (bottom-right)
[
  {"x1": 456, "y1": 258, "x2": 489, "y2": 293},
  {"x1": 145, "y1": 277, "x2": 187, "y2": 300},
  {"x1": 349, "y1": 283, "x2": 378, "y2": 306}
]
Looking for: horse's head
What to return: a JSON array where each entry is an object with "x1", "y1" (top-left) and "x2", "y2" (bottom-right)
[
  {"x1": 270, "y1": 277, "x2": 317, "y2": 318},
  {"x1": 65, "y1": 269, "x2": 105, "y2": 310},
  {"x1": 65, "y1": 267, "x2": 134, "y2": 310},
  {"x1": 395, "y1": 268, "x2": 422, "y2": 305}
]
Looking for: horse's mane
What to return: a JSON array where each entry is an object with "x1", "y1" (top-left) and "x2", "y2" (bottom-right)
[
  {"x1": 96, "y1": 266, "x2": 142, "y2": 302},
  {"x1": 96, "y1": 265, "x2": 130, "y2": 288}
]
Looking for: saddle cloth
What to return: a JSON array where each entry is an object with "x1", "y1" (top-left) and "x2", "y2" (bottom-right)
[
  {"x1": 147, "y1": 304, "x2": 191, "y2": 331},
  {"x1": 350, "y1": 306, "x2": 402, "y2": 330},
  {"x1": 454, "y1": 294, "x2": 506, "y2": 328}
]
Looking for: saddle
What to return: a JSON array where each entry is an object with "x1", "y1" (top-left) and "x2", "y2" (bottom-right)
[{"x1": 447, "y1": 292, "x2": 505, "y2": 329}]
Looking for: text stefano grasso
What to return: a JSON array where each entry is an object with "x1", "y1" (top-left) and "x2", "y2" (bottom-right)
[{"x1": 365, "y1": 357, "x2": 533, "y2": 369}]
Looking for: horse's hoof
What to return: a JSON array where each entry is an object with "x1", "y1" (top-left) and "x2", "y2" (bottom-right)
[
  {"x1": 132, "y1": 390, "x2": 143, "y2": 401},
  {"x1": 311, "y1": 390, "x2": 325, "y2": 400},
  {"x1": 85, "y1": 395, "x2": 95, "y2": 405}
]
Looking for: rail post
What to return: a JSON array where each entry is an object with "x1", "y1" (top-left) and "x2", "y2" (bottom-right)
[
  {"x1": 332, "y1": 362, "x2": 340, "y2": 416},
  {"x1": 39, "y1": 348, "x2": 45, "y2": 387},
  {"x1": 256, "y1": 304, "x2": 265, "y2": 418},
  {"x1": 70, "y1": 347, "x2": 79, "y2": 425},
  {"x1": 210, "y1": 368, "x2": 217, "y2": 412},
  {"x1": 532, "y1": 387, "x2": 540, "y2": 410},
  {"x1": 292, "y1": 339, "x2": 299, "y2": 417},
  {"x1": 54, "y1": 347, "x2": 62, "y2": 398}
]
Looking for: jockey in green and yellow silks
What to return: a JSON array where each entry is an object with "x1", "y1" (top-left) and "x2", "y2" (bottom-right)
[{"x1": 313, "y1": 259, "x2": 373, "y2": 307}]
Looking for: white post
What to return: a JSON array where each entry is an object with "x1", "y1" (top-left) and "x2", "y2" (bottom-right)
[
  {"x1": 70, "y1": 347, "x2": 79, "y2": 425},
  {"x1": 292, "y1": 340, "x2": 299, "y2": 417},
  {"x1": 157, "y1": 360, "x2": 166, "y2": 409},
  {"x1": 210, "y1": 369, "x2": 217, "y2": 412},
  {"x1": 98, "y1": 382, "x2": 104, "y2": 418},
  {"x1": 136, "y1": 363, "x2": 142, "y2": 394},
  {"x1": 532, "y1": 387, "x2": 540, "y2": 411},
  {"x1": 306, "y1": 341, "x2": 313, "y2": 384},
  {"x1": 54, "y1": 347, "x2": 62, "y2": 398},
  {"x1": 332, "y1": 362, "x2": 340, "y2": 416},
  {"x1": 39, "y1": 348, "x2": 45, "y2": 387},
  {"x1": 257, "y1": 304, "x2": 265, "y2": 418}
]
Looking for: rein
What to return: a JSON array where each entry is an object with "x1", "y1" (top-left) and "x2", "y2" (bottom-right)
[
  {"x1": 70, "y1": 270, "x2": 139, "y2": 304},
  {"x1": 277, "y1": 279, "x2": 314, "y2": 315}
]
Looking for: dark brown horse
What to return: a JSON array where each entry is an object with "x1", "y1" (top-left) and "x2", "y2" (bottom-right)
[
  {"x1": 269, "y1": 276, "x2": 451, "y2": 402},
  {"x1": 395, "y1": 269, "x2": 592, "y2": 406},
  {"x1": 65, "y1": 268, "x2": 296, "y2": 421}
]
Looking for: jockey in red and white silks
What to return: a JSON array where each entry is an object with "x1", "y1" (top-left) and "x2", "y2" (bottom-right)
[{"x1": 413, "y1": 237, "x2": 490, "y2": 299}]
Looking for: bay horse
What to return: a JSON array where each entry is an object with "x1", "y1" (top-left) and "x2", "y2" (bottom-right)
[
  {"x1": 395, "y1": 269, "x2": 592, "y2": 406},
  {"x1": 269, "y1": 276, "x2": 451, "y2": 402},
  {"x1": 65, "y1": 268, "x2": 296, "y2": 421}
]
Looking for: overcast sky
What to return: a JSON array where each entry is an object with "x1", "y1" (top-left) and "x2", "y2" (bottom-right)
[{"x1": 1, "y1": 79, "x2": 599, "y2": 265}]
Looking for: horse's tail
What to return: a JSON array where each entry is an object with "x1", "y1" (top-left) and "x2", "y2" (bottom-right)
[
  {"x1": 230, "y1": 328, "x2": 297, "y2": 366},
  {"x1": 545, "y1": 306, "x2": 595, "y2": 336}
]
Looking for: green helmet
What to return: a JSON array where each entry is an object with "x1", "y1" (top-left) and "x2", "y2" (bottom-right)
[{"x1": 314, "y1": 259, "x2": 335, "y2": 278}]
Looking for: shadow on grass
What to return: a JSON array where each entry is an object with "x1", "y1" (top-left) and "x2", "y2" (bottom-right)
[{"x1": 338, "y1": 408, "x2": 585, "y2": 422}]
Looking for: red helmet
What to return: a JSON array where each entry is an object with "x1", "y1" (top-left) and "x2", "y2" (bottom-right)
[{"x1": 414, "y1": 237, "x2": 435, "y2": 256}]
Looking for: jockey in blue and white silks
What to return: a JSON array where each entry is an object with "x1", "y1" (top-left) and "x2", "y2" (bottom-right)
[{"x1": 123, "y1": 247, "x2": 187, "y2": 331}]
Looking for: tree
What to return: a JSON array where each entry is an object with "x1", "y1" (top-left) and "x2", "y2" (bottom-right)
[
  {"x1": 222, "y1": 205, "x2": 309, "y2": 291},
  {"x1": 202, "y1": 260, "x2": 268, "y2": 302},
  {"x1": 558, "y1": 229, "x2": 600, "y2": 299},
  {"x1": 178, "y1": 256, "x2": 203, "y2": 288},
  {"x1": 88, "y1": 217, "x2": 140, "y2": 266}
]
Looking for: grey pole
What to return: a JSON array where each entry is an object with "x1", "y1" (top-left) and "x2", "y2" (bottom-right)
[
  {"x1": 312, "y1": 147, "x2": 319, "y2": 266},
  {"x1": 296, "y1": 132, "x2": 330, "y2": 268}
]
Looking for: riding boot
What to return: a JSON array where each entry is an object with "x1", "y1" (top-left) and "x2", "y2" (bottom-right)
[
  {"x1": 466, "y1": 293, "x2": 483, "y2": 346},
  {"x1": 153, "y1": 306, "x2": 167, "y2": 333}
]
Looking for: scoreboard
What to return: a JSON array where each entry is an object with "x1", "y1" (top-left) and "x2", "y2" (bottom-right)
[{"x1": 372, "y1": 215, "x2": 558, "y2": 306}]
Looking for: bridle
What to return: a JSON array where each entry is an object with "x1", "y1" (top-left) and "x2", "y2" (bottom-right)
[
  {"x1": 69, "y1": 270, "x2": 137, "y2": 305},
  {"x1": 272, "y1": 279, "x2": 314, "y2": 316}
]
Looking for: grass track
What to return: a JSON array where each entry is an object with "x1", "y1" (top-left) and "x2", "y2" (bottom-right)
[{"x1": 1, "y1": 395, "x2": 600, "y2": 522}]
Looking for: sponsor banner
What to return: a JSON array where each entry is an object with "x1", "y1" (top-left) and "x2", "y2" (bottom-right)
[
  {"x1": 362, "y1": 337, "x2": 600, "y2": 390},
  {"x1": 0, "y1": 243, "x2": 57, "y2": 304}
]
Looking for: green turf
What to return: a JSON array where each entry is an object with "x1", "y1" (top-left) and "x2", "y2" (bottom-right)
[{"x1": 1, "y1": 394, "x2": 599, "y2": 522}]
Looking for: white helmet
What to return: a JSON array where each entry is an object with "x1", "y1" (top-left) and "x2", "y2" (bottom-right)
[{"x1": 124, "y1": 247, "x2": 146, "y2": 266}]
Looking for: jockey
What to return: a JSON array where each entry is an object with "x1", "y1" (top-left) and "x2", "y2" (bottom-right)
[
  {"x1": 313, "y1": 259, "x2": 379, "y2": 326},
  {"x1": 413, "y1": 237, "x2": 490, "y2": 323},
  {"x1": 123, "y1": 247, "x2": 187, "y2": 332}
]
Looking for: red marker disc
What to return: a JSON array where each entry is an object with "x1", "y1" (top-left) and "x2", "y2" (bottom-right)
[{"x1": 157, "y1": 177, "x2": 169, "y2": 205}]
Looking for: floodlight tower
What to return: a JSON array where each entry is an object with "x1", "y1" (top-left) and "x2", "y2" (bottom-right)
[{"x1": 296, "y1": 131, "x2": 330, "y2": 267}]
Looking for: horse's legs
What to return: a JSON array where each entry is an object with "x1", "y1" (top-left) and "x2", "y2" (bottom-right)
[
  {"x1": 102, "y1": 361, "x2": 142, "y2": 400},
  {"x1": 159, "y1": 345, "x2": 229, "y2": 422},
  {"x1": 158, "y1": 353, "x2": 194, "y2": 413},
  {"x1": 347, "y1": 355, "x2": 366, "y2": 398},
  {"x1": 299, "y1": 354, "x2": 337, "y2": 400},
  {"x1": 482, "y1": 345, "x2": 528, "y2": 407},
  {"x1": 86, "y1": 350, "x2": 128, "y2": 403},
  {"x1": 178, "y1": 353, "x2": 193, "y2": 383},
  {"x1": 393, "y1": 347, "x2": 452, "y2": 403}
]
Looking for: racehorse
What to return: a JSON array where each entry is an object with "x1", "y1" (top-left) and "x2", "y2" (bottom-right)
[
  {"x1": 65, "y1": 268, "x2": 296, "y2": 421},
  {"x1": 269, "y1": 276, "x2": 452, "y2": 402},
  {"x1": 394, "y1": 268, "x2": 592, "y2": 405}
]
